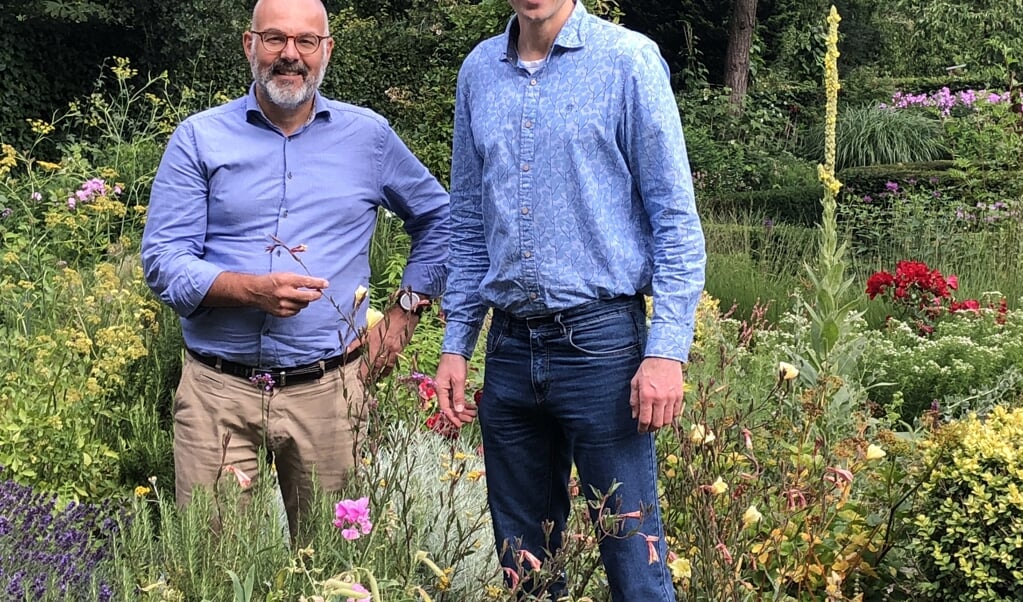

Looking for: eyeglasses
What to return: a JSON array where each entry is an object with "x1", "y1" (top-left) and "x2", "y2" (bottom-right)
[{"x1": 250, "y1": 30, "x2": 331, "y2": 55}]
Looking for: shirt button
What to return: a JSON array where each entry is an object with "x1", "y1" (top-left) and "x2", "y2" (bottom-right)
[
  {"x1": 524, "y1": 119, "x2": 533, "y2": 128},
  {"x1": 530, "y1": 78, "x2": 538, "y2": 86},
  {"x1": 287, "y1": 172, "x2": 293, "y2": 179},
  {"x1": 529, "y1": 292, "x2": 538, "y2": 300},
  {"x1": 523, "y1": 250, "x2": 532, "y2": 258},
  {"x1": 522, "y1": 163, "x2": 530, "y2": 172},
  {"x1": 521, "y1": 207, "x2": 529, "y2": 215}
]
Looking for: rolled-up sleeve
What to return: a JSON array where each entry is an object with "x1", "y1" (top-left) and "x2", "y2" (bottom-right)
[
  {"x1": 141, "y1": 121, "x2": 224, "y2": 318},
  {"x1": 377, "y1": 123, "x2": 450, "y2": 298}
]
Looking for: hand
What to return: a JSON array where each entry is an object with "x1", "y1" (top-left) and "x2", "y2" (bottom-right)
[
  {"x1": 629, "y1": 357, "x2": 684, "y2": 433},
  {"x1": 435, "y1": 353, "x2": 477, "y2": 427},
  {"x1": 355, "y1": 305, "x2": 419, "y2": 380},
  {"x1": 208, "y1": 271, "x2": 327, "y2": 317}
]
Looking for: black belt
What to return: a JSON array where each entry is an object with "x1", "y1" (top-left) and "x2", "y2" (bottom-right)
[{"x1": 187, "y1": 348, "x2": 361, "y2": 387}]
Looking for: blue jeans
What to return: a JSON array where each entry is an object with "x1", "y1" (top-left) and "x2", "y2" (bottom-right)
[{"x1": 480, "y1": 296, "x2": 675, "y2": 601}]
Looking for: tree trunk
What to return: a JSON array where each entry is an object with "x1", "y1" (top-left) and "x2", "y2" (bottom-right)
[{"x1": 724, "y1": 0, "x2": 758, "y2": 113}]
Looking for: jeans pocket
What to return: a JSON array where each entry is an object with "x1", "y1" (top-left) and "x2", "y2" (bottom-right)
[
  {"x1": 485, "y1": 315, "x2": 508, "y2": 355},
  {"x1": 566, "y1": 310, "x2": 640, "y2": 356}
]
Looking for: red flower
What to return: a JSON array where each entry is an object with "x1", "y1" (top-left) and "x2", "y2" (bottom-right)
[
  {"x1": 865, "y1": 271, "x2": 894, "y2": 299},
  {"x1": 425, "y1": 411, "x2": 460, "y2": 439}
]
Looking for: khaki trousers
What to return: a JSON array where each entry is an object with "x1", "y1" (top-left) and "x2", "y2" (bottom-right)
[{"x1": 173, "y1": 353, "x2": 366, "y2": 537}]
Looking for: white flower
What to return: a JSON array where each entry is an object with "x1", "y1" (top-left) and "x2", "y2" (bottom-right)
[{"x1": 778, "y1": 361, "x2": 799, "y2": 381}]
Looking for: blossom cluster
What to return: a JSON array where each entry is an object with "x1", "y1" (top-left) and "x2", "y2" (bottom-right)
[
  {"x1": 67, "y1": 177, "x2": 122, "y2": 211},
  {"x1": 882, "y1": 87, "x2": 1012, "y2": 117},
  {"x1": 0, "y1": 468, "x2": 119, "y2": 600},
  {"x1": 866, "y1": 260, "x2": 1007, "y2": 334},
  {"x1": 333, "y1": 497, "x2": 373, "y2": 541}
]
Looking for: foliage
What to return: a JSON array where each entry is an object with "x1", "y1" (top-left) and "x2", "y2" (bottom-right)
[
  {"x1": 861, "y1": 308, "x2": 1023, "y2": 421},
  {"x1": 800, "y1": 104, "x2": 947, "y2": 170},
  {"x1": 700, "y1": 185, "x2": 824, "y2": 226},
  {"x1": 908, "y1": 406, "x2": 1023, "y2": 600}
]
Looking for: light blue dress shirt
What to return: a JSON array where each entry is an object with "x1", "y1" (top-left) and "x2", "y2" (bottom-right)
[
  {"x1": 441, "y1": 2, "x2": 706, "y2": 363},
  {"x1": 142, "y1": 88, "x2": 449, "y2": 368}
]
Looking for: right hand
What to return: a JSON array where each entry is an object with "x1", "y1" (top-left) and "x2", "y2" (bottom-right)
[
  {"x1": 252, "y1": 272, "x2": 328, "y2": 317},
  {"x1": 436, "y1": 352, "x2": 478, "y2": 427}
]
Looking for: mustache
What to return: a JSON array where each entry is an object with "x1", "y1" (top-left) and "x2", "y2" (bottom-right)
[{"x1": 271, "y1": 59, "x2": 308, "y2": 76}]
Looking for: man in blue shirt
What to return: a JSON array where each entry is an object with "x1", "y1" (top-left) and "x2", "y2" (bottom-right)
[
  {"x1": 435, "y1": 0, "x2": 705, "y2": 599},
  {"x1": 141, "y1": 0, "x2": 449, "y2": 538}
]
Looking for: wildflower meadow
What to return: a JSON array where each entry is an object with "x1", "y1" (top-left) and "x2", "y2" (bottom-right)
[{"x1": 1, "y1": 3, "x2": 1023, "y2": 601}]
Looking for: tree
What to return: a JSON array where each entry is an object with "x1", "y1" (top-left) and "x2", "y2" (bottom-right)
[{"x1": 723, "y1": 0, "x2": 757, "y2": 109}]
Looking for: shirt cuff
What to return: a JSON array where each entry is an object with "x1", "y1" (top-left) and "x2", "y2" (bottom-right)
[
  {"x1": 441, "y1": 320, "x2": 483, "y2": 359},
  {"x1": 402, "y1": 263, "x2": 447, "y2": 298},
  {"x1": 645, "y1": 322, "x2": 694, "y2": 364}
]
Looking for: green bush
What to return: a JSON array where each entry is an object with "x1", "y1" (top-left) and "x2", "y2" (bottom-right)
[
  {"x1": 699, "y1": 185, "x2": 823, "y2": 226},
  {"x1": 800, "y1": 104, "x2": 947, "y2": 169},
  {"x1": 909, "y1": 405, "x2": 1023, "y2": 600},
  {"x1": 861, "y1": 308, "x2": 1023, "y2": 421}
]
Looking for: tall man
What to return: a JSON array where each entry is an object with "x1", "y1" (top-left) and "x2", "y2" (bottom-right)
[
  {"x1": 141, "y1": 0, "x2": 448, "y2": 537},
  {"x1": 435, "y1": 0, "x2": 705, "y2": 599}
]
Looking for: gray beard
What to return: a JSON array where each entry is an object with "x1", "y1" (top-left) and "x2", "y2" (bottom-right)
[{"x1": 250, "y1": 57, "x2": 325, "y2": 110}]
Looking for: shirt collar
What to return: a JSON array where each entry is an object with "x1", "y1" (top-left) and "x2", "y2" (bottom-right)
[
  {"x1": 501, "y1": 0, "x2": 588, "y2": 63},
  {"x1": 244, "y1": 85, "x2": 331, "y2": 128}
]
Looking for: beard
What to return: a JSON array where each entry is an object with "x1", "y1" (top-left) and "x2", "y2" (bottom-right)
[{"x1": 250, "y1": 52, "x2": 326, "y2": 110}]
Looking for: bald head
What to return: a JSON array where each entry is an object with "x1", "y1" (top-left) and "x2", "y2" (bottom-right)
[{"x1": 251, "y1": 0, "x2": 330, "y2": 35}]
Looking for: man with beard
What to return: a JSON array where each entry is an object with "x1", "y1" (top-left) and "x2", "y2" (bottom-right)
[{"x1": 141, "y1": 0, "x2": 450, "y2": 539}]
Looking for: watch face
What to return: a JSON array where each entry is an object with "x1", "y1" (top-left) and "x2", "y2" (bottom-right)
[{"x1": 400, "y1": 291, "x2": 421, "y2": 311}]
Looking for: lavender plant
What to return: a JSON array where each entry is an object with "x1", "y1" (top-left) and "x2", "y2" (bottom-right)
[{"x1": 0, "y1": 468, "x2": 120, "y2": 600}]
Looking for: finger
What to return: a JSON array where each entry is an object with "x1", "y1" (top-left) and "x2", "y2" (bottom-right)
[
  {"x1": 638, "y1": 396, "x2": 654, "y2": 433},
  {"x1": 629, "y1": 380, "x2": 640, "y2": 420}
]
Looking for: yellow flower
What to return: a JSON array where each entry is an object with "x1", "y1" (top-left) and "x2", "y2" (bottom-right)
[
  {"x1": 778, "y1": 361, "x2": 799, "y2": 381},
  {"x1": 668, "y1": 556, "x2": 692, "y2": 581},
  {"x1": 134, "y1": 486, "x2": 151, "y2": 497},
  {"x1": 709, "y1": 477, "x2": 728, "y2": 495},
  {"x1": 865, "y1": 444, "x2": 886, "y2": 460},
  {"x1": 36, "y1": 160, "x2": 62, "y2": 171},
  {"x1": 366, "y1": 308, "x2": 384, "y2": 329},
  {"x1": 743, "y1": 504, "x2": 762, "y2": 527},
  {"x1": 689, "y1": 423, "x2": 715, "y2": 445}
]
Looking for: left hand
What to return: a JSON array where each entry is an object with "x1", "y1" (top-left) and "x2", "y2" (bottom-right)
[
  {"x1": 347, "y1": 305, "x2": 419, "y2": 381},
  {"x1": 629, "y1": 357, "x2": 685, "y2": 433}
]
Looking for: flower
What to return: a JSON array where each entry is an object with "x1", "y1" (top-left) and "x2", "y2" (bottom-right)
[
  {"x1": 366, "y1": 308, "x2": 383, "y2": 329},
  {"x1": 353, "y1": 285, "x2": 368, "y2": 307},
  {"x1": 250, "y1": 372, "x2": 276, "y2": 392},
  {"x1": 865, "y1": 444, "x2": 886, "y2": 460},
  {"x1": 778, "y1": 361, "x2": 799, "y2": 381},
  {"x1": 334, "y1": 497, "x2": 372, "y2": 540},
  {"x1": 689, "y1": 423, "x2": 715, "y2": 445},
  {"x1": 134, "y1": 486, "x2": 151, "y2": 497},
  {"x1": 742, "y1": 504, "x2": 763, "y2": 527},
  {"x1": 668, "y1": 555, "x2": 692, "y2": 581},
  {"x1": 703, "y1": 476, "x2": 728, "y2": 495},
  {"x1": 225, "y1": 465, "x2": 252, "y2": 488},
  {"x1": 425, "y1": 411, "x2": 460, "y2": 439},
  {"x1": 346, "y1": 583, "x2": 370, "y2": 602},
  {"x1": 30, "y1": 192, "x2": 41, "y2": 201}
]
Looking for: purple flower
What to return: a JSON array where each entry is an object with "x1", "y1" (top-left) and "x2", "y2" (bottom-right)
[
  {"x1": 0, "y1": 208, "x2": 11, "y2": 220},
  {"x1": 862, "y1": 195, "x2": 873, "y2": 203},
  {"x1": 30, "y1": 192, "x2": 42, "y2": 201},
  {"x1": 249, "y1": 372, "x2": 276, "y2": 392},
  {"x1": 885, "y1": 181, "x2": 899, "y2": 193},
  {"x1": 67, "y1": 197, "x2": 76, "y2": 210}
]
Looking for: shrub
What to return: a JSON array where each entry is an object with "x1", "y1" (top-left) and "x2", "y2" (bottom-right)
[
  {"x1": 908, "y1": 406, "x2": 1023, "y2": 600},
  {"x1": 800, "y1": 104, "x2": 947, "y2": 169}
]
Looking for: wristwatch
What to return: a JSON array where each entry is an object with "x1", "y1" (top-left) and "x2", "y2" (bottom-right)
[{"x1": 398, "y1": 290, "x2": 430, "y2": 315}]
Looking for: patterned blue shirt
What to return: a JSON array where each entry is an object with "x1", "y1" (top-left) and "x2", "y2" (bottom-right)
[
  {"x1": 142, "y1": 87, "x2": 449, "y2": 368},
  {"x1": 441, "y1": 1, "x2": 706, "y2": 362}
]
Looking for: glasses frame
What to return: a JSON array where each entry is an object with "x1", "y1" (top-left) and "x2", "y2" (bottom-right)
[{"x1": 250, "y1": 30, "x2": 331, "y2": 55}]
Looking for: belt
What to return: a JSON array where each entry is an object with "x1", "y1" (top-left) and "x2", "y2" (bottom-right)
[
  {"x1": 505, "y1": 295, "x2": 642, "y2": 328},
  {"x1": 187, "y1": 348, "x2": 361, "y2": 388}
]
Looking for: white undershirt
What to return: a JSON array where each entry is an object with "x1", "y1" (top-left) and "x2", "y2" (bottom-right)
[{"x1": 519, "y1": 57, "x2": 546, "y2": 74}]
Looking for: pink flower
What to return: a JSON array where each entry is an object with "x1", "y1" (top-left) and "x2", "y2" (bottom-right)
[
  {"x1": 945, "y1": 274, "x2": 958, "y2": 290},
  {"x1": 645, "y1": 534, "x2": 660, "y2": 564},
  {"x1": 334, "y1": 497, "x2": 373, "y2": 539},
  {"x1": 347, "y1": 583, "x2": 370, "y2": 601},
  {"x1": 225, "y1": 465, "x2": 252, "y2": 489},
  {"x1": 518, "y1": 549, "x2": 542, "y2": 571}
]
